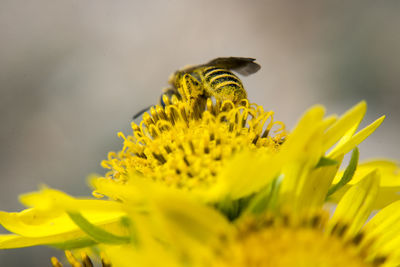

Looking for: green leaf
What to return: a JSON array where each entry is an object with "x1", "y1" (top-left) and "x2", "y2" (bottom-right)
[
  {"x1": 67, "y1": 212, "x2": 131, "y2": 245},
  {"x1": 327, "y1": 147, "x2": 359, "y2": 197},
  {"x1": 50, "y1": 237, "x2": 98, "y2": 250},
  {"x1": 215, "y1": 198, "x2": 240, "y2": 221},
  {"x1": 315, "y1": 157, "x2": 339, "y2": 168},
  {"x1": 244, "y1": 175, "x2": 282, "y2": 215}
]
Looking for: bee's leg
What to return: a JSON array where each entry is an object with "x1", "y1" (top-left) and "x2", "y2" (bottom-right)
[
  {"x1": 178, "y1": 74, "x2": 201, "y2": 101},
  {"x1": 178, "y1": 74, "x2": 206, "y2": 116}
]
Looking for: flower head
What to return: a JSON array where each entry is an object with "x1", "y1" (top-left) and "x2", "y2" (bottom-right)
[
  {"x1": 94, "y1": 99, "x2": 389, "y2": 210},
  {"x1": 207, "y1": 173, "x2": 390, "y2": 267},
  {"x1": 0, "y1": 95, "x2": 399, "y2": 267},
  {"x1": 98, "y1": 151, "x2": 399, "y2": 267},
  {"x1": 100, "y1": 97, "x2": 286, "y2": 191}
]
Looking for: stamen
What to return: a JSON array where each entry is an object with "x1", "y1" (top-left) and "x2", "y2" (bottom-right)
[
  {"x1": 51, "y1": 251, "x2": 112, "y2": 267},
  {"x1": 51, "y1": 257, "x2": 63, "y2": 267},
  {"x1": 213, "y1": 214, "x2": 386, "y2": 267},
  {"x1": 100, "y1": 97, "x2": 286, "y2": 191}
]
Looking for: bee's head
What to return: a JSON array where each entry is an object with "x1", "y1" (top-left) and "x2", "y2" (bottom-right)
[
  {"x1": 168, "y1": 71, "x2": 183, "y2": 88},
  {"x1": 167, "y1": 72, "x2": 175, "y2": 85}
]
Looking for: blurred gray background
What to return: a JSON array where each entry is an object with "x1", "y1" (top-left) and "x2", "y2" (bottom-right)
[{"x1": 1, "y1": 0, "x2": 399, "y2": 266}]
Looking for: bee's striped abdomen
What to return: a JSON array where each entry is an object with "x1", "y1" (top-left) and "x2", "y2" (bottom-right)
[{"x1": 203, "y1": 67, "x2": 243, "y2": 93}]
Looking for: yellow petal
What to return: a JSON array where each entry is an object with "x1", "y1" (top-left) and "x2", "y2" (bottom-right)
[
  {"x1": 323, "y1": 101, "x2": 366, "y2": 151},
  {"x1": 275, "y1": 106, "x2": 330, "y2": 211},
  {"x1": 321, "y1": 115, "x2": 338, "y2": 131},
  {"x1": 329, "y1": 170, "x2": 379, "y2": 239},
  {"x1": 67, "y1": 212, "x2": 130, "y2": 244},
  {"x1": 331, "y1": 159, "x2": 400, "y2": 209},
  {"x1": 346, "y1": 160, "x2": 399, "y2": 187},
  {"x1": 150, "y1": 188, "x2": 232, "y2": 262},
  {"x1": 0, "y1": 188, "x2": 126, "y2": 239},
  {"x1": 203, "y1": 148, "x2": 280, "y2": 201},
  {"x1": 294, "y1": 157, "x2": 342, "y2": 214},
  {"x1": 102, "y1": 244, "x2": 180, "y2": 267},
  {"x1": 328, "y1": 115, "x2": 385, "y2": 158},
  {"x1": 0, "y1": 208, "x2": 125, "y2": 238},
  {"x1": 90, "y1": 176, "x2": 146, "y2": 205},
  {"x1": 364, "y1": 200, "x2": 400, "y2": 259},
  {"x1": 280, "y1": 105, "x2": 325, "y2": 161},
  {"x1": 93, "y1": 174, "x2": 231, "y2": 249},
  {"x1": 20, "y1": 187, "x2": 124, "y2": 213},
  {"x1": 373, "y1": 186, "x2": 400, "y2": 210},
  {"x1": 0, "y1": 232, "x2": 95, "y2": 249}
]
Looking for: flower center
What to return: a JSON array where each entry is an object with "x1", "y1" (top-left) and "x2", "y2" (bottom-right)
[
  {"x1": 213, "y1": 215, "x2": 383, "y2": 267},
  {"x1": 101, "y1": 97, "x2": 286, "y2": 191}
]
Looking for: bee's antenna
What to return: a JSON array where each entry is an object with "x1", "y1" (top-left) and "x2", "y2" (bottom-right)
[{"x1": 132, "y1": 105, "x2": 153, "y2": 120}]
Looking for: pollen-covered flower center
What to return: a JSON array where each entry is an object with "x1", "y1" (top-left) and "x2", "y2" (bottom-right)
[
  {"x1": 212, "y1": 216, "x2": 385, "y2": 267},
  {"x1": 101, "y1": 98, "x2": 286, "y2": 190}
]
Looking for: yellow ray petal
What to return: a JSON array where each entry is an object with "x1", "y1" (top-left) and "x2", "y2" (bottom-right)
[
  {"x1": 150, "y1": 189, "x2": 233, "y2": 262},
  {"x1": 19, "y1": 187, "x2": 124, "y2": 213},
  {"x1": 0, "y1": 232, "x2": 96, "y2": 249},
  {"x1": 294, "y1": 157, "x2": 342, "y2": 214},
  {"x1": 323, "y1": 101, "x2": 366, "y2": 151},
  {"x1": 328, "y1": 115, "x2": 385, "y2": 158},
  {"x1": 333, "y1": 160, "x2": 400, "y2": 186},
  {"x1": 102, "y1": 244, "x2": 180, "y2": 267},
  {"x1": 0, "y1": 208, "x2": 125, "y2": 238},
  {"x1": 329, "y1": 170, "x2": 379, "y2": 239},
  {"x1": 373, "y1": 186, "x2": 400, "y2": 210},
  {"x1": 363, "y1": 200, "x2": 400, "y2": 261},
  {"x1": 203, "y1": 148, "x2": 281, "y2": 202},
  {"x1": 331, "y1": 159, "x2": 400, "y2": 209},
  {"x1": 0, "y1": 188, "x2": 126, "y2": 238},
  {"x1": 277, "y1": 106, "x2": 328, "y2": 206},
  {"x1": 364, "y1": 200, "x2": 400, "y2": 245},
  {"x1": 280, "y1": 105, "x2": 325, "y2": 161}
]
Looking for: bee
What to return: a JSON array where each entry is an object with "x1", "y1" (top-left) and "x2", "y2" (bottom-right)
[
  {"x1": 134, "y1": 57, "x2": 260, "y2": 119},
  {"x1": 166, "y1": 57, "x2": 260, "y2": 105}
]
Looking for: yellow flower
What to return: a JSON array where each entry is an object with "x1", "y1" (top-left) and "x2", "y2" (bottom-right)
[
  {"x1": 330, "y1": 160, "x2": 400, "y2": 209},
  {"x1": 99, "y1": 97, "x2": 286, "y2": 192},
  {"x1": 93, "y1": 100, "x2": 389, "y2": 213},
  {"x1": 207, "y1": 173, "x2": 400, "y2": 267},
  {"x1": 96, "y1": 154, "x2": 400, "y2": 267},
  {"x1": 0, "y1": 187, "x2": 130, "y2": 250},
  {"x1": 92, "y1": 101, "x2": 399, "y2": 267},
  {"x1": 0, "y1": 98, "x2": 398, "y2": 267}
]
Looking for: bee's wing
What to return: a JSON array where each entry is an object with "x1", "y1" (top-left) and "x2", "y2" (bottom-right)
[{"x1": 206, "y1": 57, "x2": 261, "y2": 76}]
